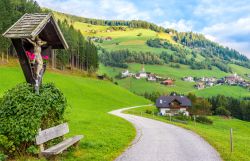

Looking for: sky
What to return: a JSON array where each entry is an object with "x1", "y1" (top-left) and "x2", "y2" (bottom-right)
[{"x1": 36, "y1": 0, "x2": 250, "y2": 58}]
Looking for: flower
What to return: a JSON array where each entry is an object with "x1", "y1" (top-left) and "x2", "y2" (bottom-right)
[
  {"x1": 42, "y1": 55, "x2": 49, "y2": 60},
  {"x1": 25, "y1": 51, "x2": 35, "y2": 61}
]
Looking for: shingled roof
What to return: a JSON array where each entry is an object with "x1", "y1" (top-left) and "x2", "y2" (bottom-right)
[
  {"x1": 156, "y1": 96, "x2": 192, "y2": 108},
  {"x1": 3, "y1": 13, "x2": 68, "y2": 49}
]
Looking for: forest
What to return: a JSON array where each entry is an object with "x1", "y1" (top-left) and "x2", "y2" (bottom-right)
[
  {"x1": 0, "y1": 0, "x2": 98, "y2": 72},
  {"x1": 99, "y1": 48, "x2": 163, "y2": 68},
  {"x1": 173, "y1": 32, "x2": 249, "y2": 64},
  {"x1": 147, "y1": 38, "x2": 233, "y2": 72}
]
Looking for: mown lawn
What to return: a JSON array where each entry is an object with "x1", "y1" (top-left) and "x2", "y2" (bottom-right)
[
  {"x1": 0, "y1": 67, "x2": 150, "y2": 161},
  {"x1": 194, "y1": 85, "x2": 250, "y2": 98},
  {"x1": 124, "y1": 106, "x2": 250, "y2": 161}
]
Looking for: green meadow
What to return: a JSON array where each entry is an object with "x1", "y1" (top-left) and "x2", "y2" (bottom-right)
[
  {"x1": 229, "y1": 64, "x2": 250, "y2": 80},
  {"x1": 124, "y1": 106, "x2": 250, "y2": 161},
  {"x1": 0, "y1": 67, "x2": 150, "y2": 161},
  {"x1": 99, "y1": 63, "x2": 250, "y2": 98}
]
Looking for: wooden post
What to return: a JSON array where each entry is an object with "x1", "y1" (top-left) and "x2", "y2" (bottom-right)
[
  {"x1": 170, "y1": 115, "x2": 172, "y2": 121},
  {"x1": 230, "y1": 128, "x2": 233, "y2": 152},
  {"x1": 194, "y1": 115, "x2": 196, "y2": 126},
  {"x1": 38, "y1": 128, "x2": 44, "y2": 158},
  {"x1": 6, "y1": 49, "x2": 9, "y2": 63},
  {"x1": 6, "y1": 50, "x2": 9, "y2": 63},
  {"x1": 54, "y1": 50, "x2": 57, "y2": 69},
  {"x1": 51, "y1": 50, "x2": 55, "y2": 69},
  {"x1": 1, "y1": 52, "x2": 3, "y2": 62}
]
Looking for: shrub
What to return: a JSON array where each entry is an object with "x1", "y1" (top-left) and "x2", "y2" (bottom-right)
[
  {"x1": 0, "y1": 83, "x2": 67, "y2": 156},
  {"x1": 145, "y1": 109, "x2": 152, "y2": 114},
  {"x1": 195, "y1": 116, "x2": 213, "y2": 125},
  {"x1": 0, "y1": 152, "x2": 7, "y2": 161},
  {"x1": 174, "y1": 114, "x2": 190, "y2": 121},
  {"x1": 215, "y1": 106, "x2": 231, "y2": 117}
]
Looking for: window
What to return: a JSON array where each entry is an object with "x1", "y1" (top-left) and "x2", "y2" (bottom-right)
[{"x1": 160, "y1": 100, "x2": 163, "y2": 104}]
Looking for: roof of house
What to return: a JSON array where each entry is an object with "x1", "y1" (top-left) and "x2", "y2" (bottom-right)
[
  {"x1": 3, "y1": 13, "x2": 68, "y2": 49},
  {"x1": 156, "y1": 96, "x2": 192, "y2": 108}
]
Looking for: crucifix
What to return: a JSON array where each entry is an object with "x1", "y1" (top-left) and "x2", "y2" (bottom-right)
[{"x1": 26, "y1": 36, "x2": 47, "y2": 91}]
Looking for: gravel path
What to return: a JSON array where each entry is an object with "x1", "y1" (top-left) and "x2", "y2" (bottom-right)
[{"x1": 109, "y1": 105, "x2": 222, "y2": 161}]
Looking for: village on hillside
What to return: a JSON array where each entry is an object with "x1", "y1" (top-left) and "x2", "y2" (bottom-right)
[
  {"x1": 120, "y1": 65, "x2": 250, "y2": 90},
  {"x1": 121, "y1": 65, "x2": 175, "y2": 86}
]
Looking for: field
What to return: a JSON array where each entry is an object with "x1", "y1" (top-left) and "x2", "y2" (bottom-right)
[
  {"x1": 229, "y1": 64, "x2": 250, "y2": 80},
  {"x1": 124, "y1": 106, "x2": 250, "y2": 161},
  {"x1": 99, "y1": 63, "x2": 250, "y2": 97},
  {"x1": 54, "y1": 12, "x2": 188, "y2": 55},
  {"x1": 0, "y1": 67, "x2": 150, "y2": 161},
  {"x1": 194, "y1": 85, "x2": 250, "y2": 98},
  {"x1": 75, "y1": 22, "x2": 173, "y2": 54}
]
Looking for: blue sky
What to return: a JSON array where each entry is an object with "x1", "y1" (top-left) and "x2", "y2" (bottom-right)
[{"x1": 37, "y1": 0, "x2": 250, "y2": 58}]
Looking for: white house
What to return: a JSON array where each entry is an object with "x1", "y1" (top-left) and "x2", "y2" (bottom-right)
[
  {"x1": 147, "y1": 74, "x2": 157, "y2": 81},
  {"x1": 134, "y1": 64, "x2": 147, "y2": 79},
  {"x1": 121, "y1": 70, "x2": 130, "y2": 78},
  {"x1": 156, "y1": 96, "x2": 191, "y2": 116},
  {"x1": 183, "y1": 76, "x2": 194, "y2": 82}
]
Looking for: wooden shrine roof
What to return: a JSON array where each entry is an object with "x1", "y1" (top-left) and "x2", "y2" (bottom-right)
[{"x1": 3, "y1": 13, "x2": 68, "y2": 49}]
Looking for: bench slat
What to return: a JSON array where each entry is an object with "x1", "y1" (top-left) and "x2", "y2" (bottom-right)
[
  {"x1": 36, "y1": 123, "x2": 69, "y2": 145},
  {"x1": 42, "y1": 135, "x2": 83, "y2": 156}
]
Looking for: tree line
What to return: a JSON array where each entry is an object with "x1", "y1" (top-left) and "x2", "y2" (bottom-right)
[
  {"x1": 142, "y1": 91, "x2": 250, "y2": 122},
  {"x1": 0, "y1": 0, "x2": 98, "y2": 72},
  {"x1": 173, "y1": 32, "x2": 250, "y2": 67},
  {"x1": 56, "y1": 12, "x2": 166, "y2": 32},
  {"x1": 56, "y1": 19, "x2": 98, "y2": 71},
  {"x1": 208, "y1": 95, "x2": 250, "y2": 121},
  {"x1": 147, "y1": 38, "x2": 233, "y2": 72},
  {"x1": 0, "y1": 0, "x2": 41, "y2": 61},
  {"x1": 99, "y1": 48, "x2": 163, "y2": 68}
]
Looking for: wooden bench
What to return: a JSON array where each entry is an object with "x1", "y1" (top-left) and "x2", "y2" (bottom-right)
[{"x1": 35, "y1": 123, "x2": 83, "y2": 157}]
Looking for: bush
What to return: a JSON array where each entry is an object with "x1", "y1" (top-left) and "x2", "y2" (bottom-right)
[
  {"x1": 0, "y1": 152, "x2": 7, "y2": 161},
  {"x1": 0, "y1": 83, "x2": 67, "y2": 156},
  {"x1": 195, "y1": 116, "x2": 213, "y2": 125},
  {"x1": 145, "y1": 109, "x2": 152, "y2": 114},
  {"x1": 174, "y1": 114, "x2": 190, "y2": 121},
  {"x1": 215, "y1": 106, "x2": 231, "y2": 117}
]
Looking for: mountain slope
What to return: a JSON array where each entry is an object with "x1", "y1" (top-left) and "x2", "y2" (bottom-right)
[
  {"x1": 53, "y1": 11, "x2": 250, "y2": 98},
  {"x1": 53, "y1": 11, "x2": 250, "y2": 71}
]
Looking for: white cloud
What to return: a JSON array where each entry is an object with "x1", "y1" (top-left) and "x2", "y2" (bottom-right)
[
  {"x1": 153, "y1": 7, "x2": 164, "y2": 16},
  {"x1": 203, "y1": 17, "x2": 250, "y2": 58},
  {"x1": 159, "y1": 19, "x2": 193, "y2": 32},
  {"x1": 36, "y1": 0, "x2": 150, "y2": 20},
  {"x1": 194, "y1": 0, "x2": 250, "y2": 16}
]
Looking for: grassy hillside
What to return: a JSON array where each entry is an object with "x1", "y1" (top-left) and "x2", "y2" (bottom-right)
[
  {"x1": 99, "y1": 63, "x2": 250, "y2": 97},
  {"x1": 194, "y1": 85, "x2": 250, "y2": 98},
  {"x1": 0, "y1": 67, "x2": 150, "y2": 161},
  {"x1": 229, "y1": 64, "x2": 250, "y2": 80},
  {"x1": 125, "y1": 106, "x2": 250, "y2": 161},
  {"x1": 53, "y1": 11, "x2": 190, "y2": 55}
]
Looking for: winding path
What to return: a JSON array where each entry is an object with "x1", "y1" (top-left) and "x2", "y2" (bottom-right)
[{"x1": 109, "y1": 105, "x2": 222, "y2": 161}]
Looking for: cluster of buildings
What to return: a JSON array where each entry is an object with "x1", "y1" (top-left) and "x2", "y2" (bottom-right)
[
  {"x1": 88, "y1": 36, "x2": 112, "y2": 42},
  {"x1": 121, "y1": 65, "x2": 174, "y2": 86},
  {"x1": 183, "y1": 73, "x2": 250, "y2": 90}
]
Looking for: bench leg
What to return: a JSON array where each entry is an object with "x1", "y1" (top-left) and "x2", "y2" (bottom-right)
[{"x1": 73, "y1": 141, "x2": 80, "y2": 148}]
